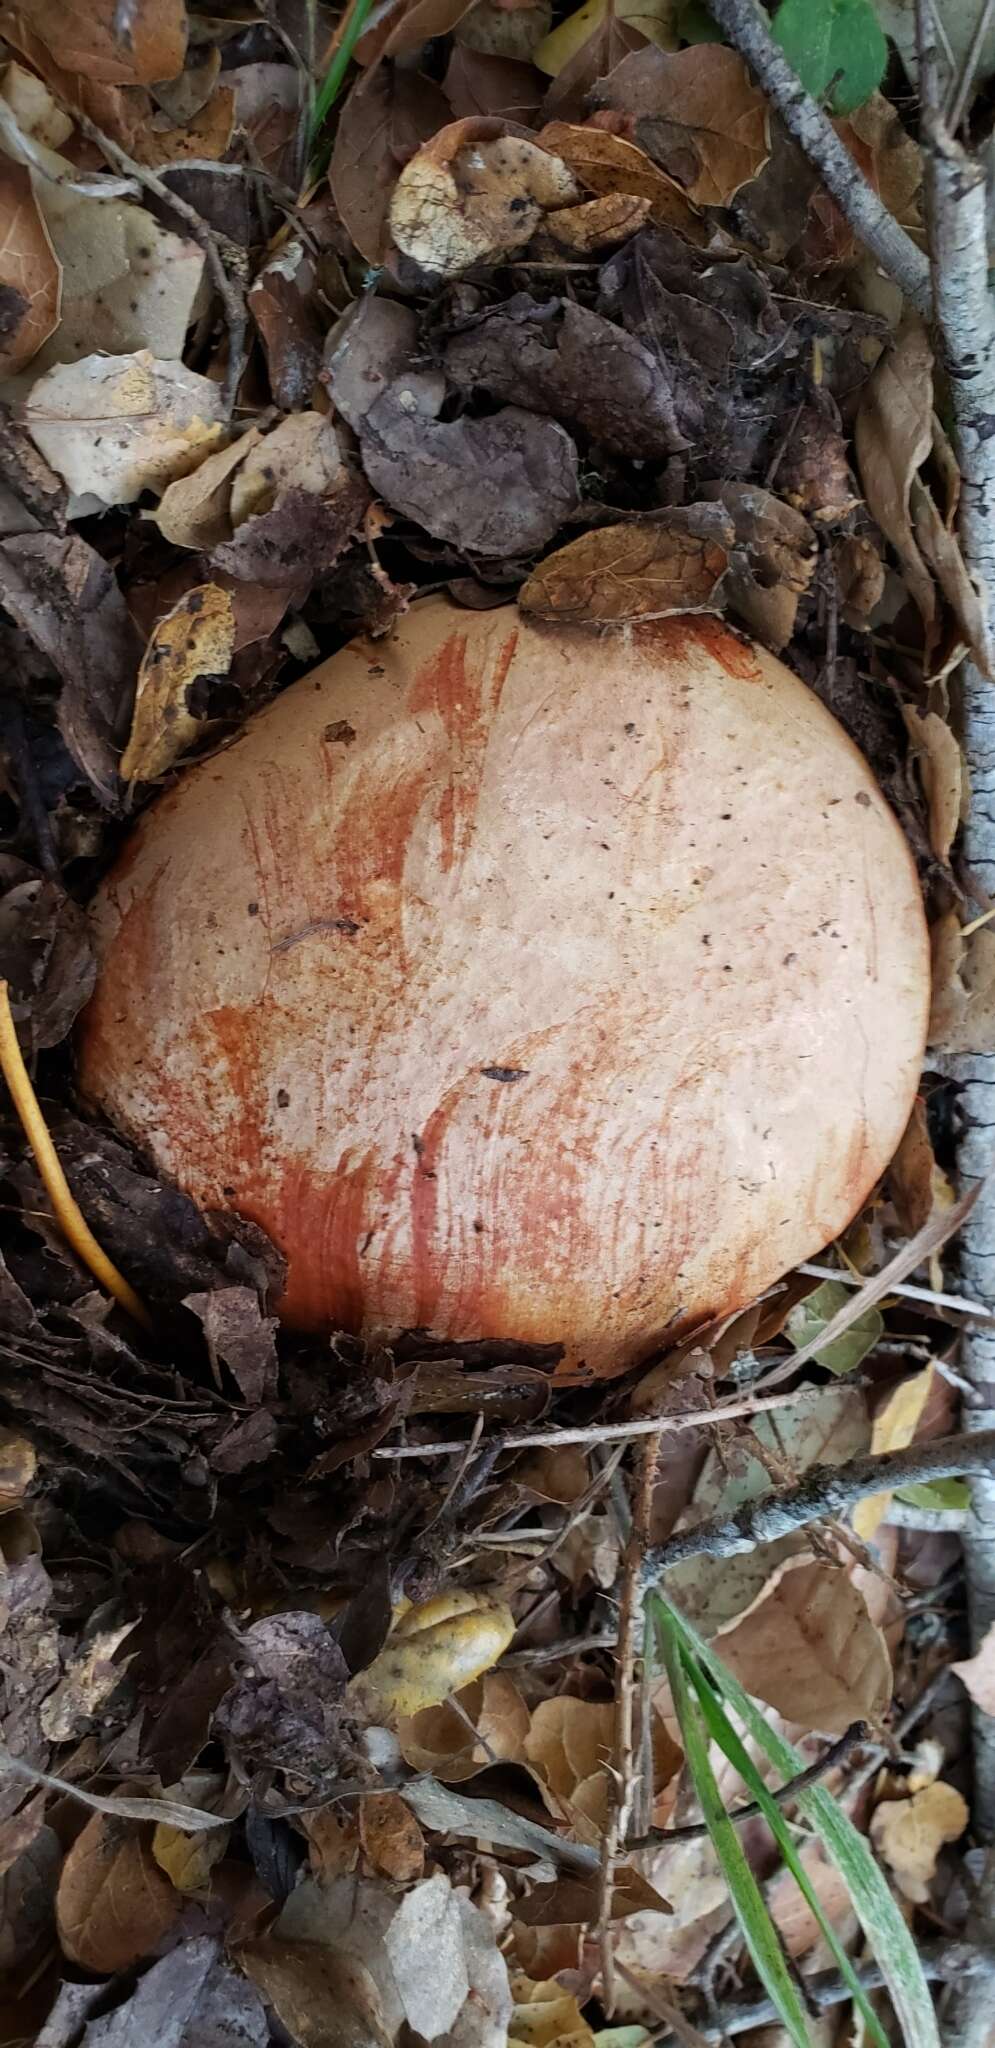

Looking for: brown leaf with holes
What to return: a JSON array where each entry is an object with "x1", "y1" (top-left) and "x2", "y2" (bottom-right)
[
  {"x1": 537, "y1": 120, "x2": 704, "y2": 237},
  {"x1": 120, "y1": 584, "x2": 235, "y2": 785},
  {"x1": 519, "y1": 518, "x2": 728, "y2": 625},
  {"x1": 359, "y1": 1792, "x2": 425, "y2": 1882},
  {"x1": 56, "y1": 1815, "x2": 182, "y2": 1972},
  {"x1": 389, "y1": 118, "x2": 578, "y2": 275},
  {"x1": 0, "y1": 0, "x2": 187, "y2": 86},
  {"x1": 715, "y1": 1558, "x2": 892, "y2": 1734},
  {"x1": 0, "y1": 159, "x2": 60, "y2": 377},
  {"x1": 593, "y1": 44, "x2": 769, "y2": 206}
]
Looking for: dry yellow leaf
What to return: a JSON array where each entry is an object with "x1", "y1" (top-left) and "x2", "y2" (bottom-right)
[
  {"x1": 535, "y1": 0, "x2": 679, "y2": 74},
  {"x1": 509, "y1": 1976, "x2": 595, "y2": 2047},
  {"x1": 121, "y1": 584, "x2": 235, "y2": 785},
  {"x1": 152, "y1": 1821, "x2": 230, "y2": 1894},
  {"x1": 347, "y1": 1588, "x2": 516, "y2": 1720},
  {"x1": 852, "y1": 1365, "x2": 934, "y2": 1542},
  {"x1": 870, "y1": 1781, "x2": 968, "y2": 1902}
]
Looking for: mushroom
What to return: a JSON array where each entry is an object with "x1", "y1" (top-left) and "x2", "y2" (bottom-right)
[{"x1": 79, "y1": 599, "x2": 929, "y2": 1377}]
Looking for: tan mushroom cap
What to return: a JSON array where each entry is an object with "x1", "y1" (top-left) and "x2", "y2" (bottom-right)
[{"x1": 79, "y1": 599, "x2": 929, "y2": 1377}]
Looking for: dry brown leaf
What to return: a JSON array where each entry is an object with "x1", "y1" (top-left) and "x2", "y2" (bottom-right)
[
  {"x1": 390, "y1": 118, "x2": 578, "y2": 275},
  {"x1": 359, "y1": 1792, "x2": 425, "y2": 1883},
  {"x1": 56, "y1": 1814, "x2": 182, "y2": 1972},
  {"x1": 952, "y1": 1620, "x2": 995, "y2": 1715},
  {"x1": 1, "y1": 0, "x2": 187, "y2": 86},
  {"x1": 23, "y1": 352, "x2": 226, "y2": 509},
  {"x1": 0, "y1": 157, "x2": 60, "y2": 375},
  {"x1": 524, "y1": 1696, "x2": 679, "y2": 1840},
  {"x1": 870, "y1": 1782, "x2": 968, "y2": 1903},
  {"x1": 331, "y1": 67, "x2": 451, "y2": 269},
  {"x1": 805, "y1": 92, "x2": 922, "y2": 274},
  {"x1": 707, "y1": 483, "x2": 815, "y2": 651},
  {"x1": 767, "y1": 1839, "x2": 857, "y2": 1962},
  {"x1": 777, "y1": 404, "x2": 859, "y2": 528},
  {"x1": 140, "y1": 85, "x2": 236, "y2": 167},
  {"x1": 545, "y1": 190, "x2": 651, "y2": 251},
  {"x1": 520, "y1": 520, "x2": 728, "y2": 624},
  {"x1": 40, "y1": 1620, "x2": 136, "y2": 1740},
  {"x1": 537, "y1": 120, "x2": 703, "y2": 236},
  {"x1": 835, "y1": 532, "x2": 886, "y2": 623},
  {"x1": 303, "y1": 1807, "x2": 360, "y2": 1882},
  {"x1": 887, "y1": 1099, "x2": 940, "y2": 1239},
  {"x1": 121, "y1": 585, "x2": 235, "y2": 785},
  {"x1": 715, "y1": 1558, "x2": 892, "y2": 1733},
  {"x1": 397, "y1": 1669, "x2": 530, "y2": 1781},
  {"x1": 0, "y1": 1430, "x2": 35, "y2": 1512},
  {"x1": 903, "y1": 707, "x2": 963, "y2": 862},
  {"x1": 594, "y1": 44, "x2": 770, "y2": 206},
  {"x1": 928, "y1": 913, "x2": 995, "y2": 1054},
  {"x1": 151, "y1": 1820, "x2": 231, "y2": 1894}
]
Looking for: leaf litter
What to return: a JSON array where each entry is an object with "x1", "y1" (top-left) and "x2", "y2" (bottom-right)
[{"x1": 0, "y1": 1, "x2": 986, "y2": 2044}]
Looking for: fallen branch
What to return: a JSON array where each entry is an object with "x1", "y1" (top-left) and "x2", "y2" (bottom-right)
[
  {"x1": 640, "y1": 1431, "x2": 995, "y2": 1585},
  {"x1": 657, "y1": 1941, "x2": 993, "y2": 2046},
  {"x1": 704, "y1": 0, "x2": 931, "y2": 312}
]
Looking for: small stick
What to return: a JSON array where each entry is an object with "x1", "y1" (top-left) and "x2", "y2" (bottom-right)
[
  {"x1": 597, "y1": 1425, "x2": 662, "y2": 2009},
  {"x1": 640, "y1": 1430, "x2": 995, "y2": 1585},
  {"x1": 629, "y1": 1722, "x2": 866, "y2": 1846},
  {"x1": 374, "y1": 1383, "x2": 822, "y2": 1460},
  {"x1": 0, "y1": 983, "x2": 152, "y2": 1331},
  {"x1": 798, "y1": 1259, "x2": 995, "y2": 1323}
]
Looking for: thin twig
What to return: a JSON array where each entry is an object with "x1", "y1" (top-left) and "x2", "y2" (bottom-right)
[
  {"x1": 598, "y1": 1427, "x2": 662, "y2": 2009},
  {"x1": 946, "y1": 0, "x2": 995, "y2": 133},
  {"x1": 702, "y1": 0, "x2": 931, "y2": 312},
  {"x1": 798, "y1": 1259, "x2": 995, "y2": 1324},
  {"x1": 640, "y1": 1430, "x2": 995, "y2": 1585},
  {"x1": 374, "y1": 1384, "x2": 826, "y2": 1460},
  {"x1": 651, "y1": 1941, "x2": 990, "y2": 2046},
  {"x1": 0, "y1": 984, "x2": 151, "y2": 1331},
  {"x1": 629, "y1": 1723, "x2": 866, "y2": 1847}
]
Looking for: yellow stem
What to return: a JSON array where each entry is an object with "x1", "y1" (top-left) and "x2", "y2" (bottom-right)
[{"x1": 0, "y1": 982, "x2": 153, "y2": 1332}]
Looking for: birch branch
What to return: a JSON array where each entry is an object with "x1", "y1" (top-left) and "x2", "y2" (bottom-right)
[
  {"x1": 639, "y1": 1431, "x2": 995, "y2": 1586},
  {"x1": 702, "y1": 0, "x2": 931, "y2": 312}
]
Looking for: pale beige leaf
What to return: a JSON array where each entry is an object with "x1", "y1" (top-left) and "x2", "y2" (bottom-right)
[
  {"x1": 953, "y1": 1620, "x2": 995, "y2": 1715},
  {"x1": 714, "y1": 1558, "x2": 892, "y2": 1734},
  {"x1": 229, "y1": 412, "x2": 344, "y2": 527},
  {"x1": 121, "y1": 585, "x2": 235, "y2": 785},
  {"x1": 56, "y1": 1814, "x2": 181, "y2": 1972},
  {"x1": 870, "y1": 1782, "x2": 968, "y2": 1903},
  {"x1": 0, "y1": 156, "x2": 60, "y2": 374},
  {"x1": 155, "y1": 427, "x2": 264, "y2": 550},
  {"x1": 929, "y1": 914, "x2": 995, "y2": 1055},
  {"x1": 22, "y1": 351, "x2": 226, "y2": 508}
]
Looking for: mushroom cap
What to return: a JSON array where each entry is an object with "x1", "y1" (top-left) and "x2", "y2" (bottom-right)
[{"x1": 79, "y1": 599, "x2": 929, "y2": 1376}]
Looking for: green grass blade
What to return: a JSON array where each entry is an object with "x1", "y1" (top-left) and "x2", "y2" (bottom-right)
[
  {"x1": 655, "y1": 1603, "x2": 815, "y2": 2048},
  {"x1": 653, "y1": 1595, "x2": 939, "y2": 2048},
  {"x1": 676, "y1": 1645, "x2": 888, "y2": 2048},
  {"x1": 311, "y1": 0, "x2": 376, "y2": 142}
]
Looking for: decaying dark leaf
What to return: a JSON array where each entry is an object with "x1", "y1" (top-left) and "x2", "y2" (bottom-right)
[
  {"x1": 324, "y1": 295, "x2": 421, "y2": 434},
  {"x1": 215, "y1": 1612, "x2": 352, "y2": 1779},
  {"x1": 212, "y1": 480, "x2": 370, "y2": 590},
  {"x1": 444, "y1": 294, "x2": 687, "y2": 457},
  {"x1": 183, "y1": 1286, "x2": 279, "y2": 1407},
  {"x1": 0, "y1": 857, "x2": 94, "y2": 1051},
  {"x1": 0, "y1": 1821, "x2": 60, "y2": 1977},
  {"x1": 519, "y1": 513, "x2": 729, "y2": 623},
  {"x1": 248, "y1": 242, "x2": 324, "y2": 413},
  {"x1": 777, "y1": 402, "x2": 858, "y2": 526},
  {"x1": 444, "y1": 48, "x2": 546, "y2": 124},
  {"x1": 360, "y1": 383, "x2": 579, "y2": 556},
  {"x1": 704, "y1": 482, "x2": 816, "y2": 651},
  {"x1": 52, "y1": 1934, "x2": 269, "y2": 2047},
  {"x1": 330, "y1": 65, "x2": 452, "y2": 267},
  {"x1": 0, "y1": 534, "x2": 141, "y2": 806}
]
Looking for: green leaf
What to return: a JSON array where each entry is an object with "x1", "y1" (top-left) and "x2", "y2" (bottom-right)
[
  {"x1": 895, "y1": 1477, "x2": 970, "y2": 1511},
  {"x1": 654, "y1": 1604, "x2": 815, "y2": 2048},
  {"x1": 653, "y1": 1597, "x2": 940, "y2": 2048},
  {"x1": 785, "y1": 1280, "x2": 883, "y2": 1376},
  {"x1": 771, "y1": 0, "x2": 888, "y2": 114},
  {"x1": 675, "y1": 1645, "x2": 889, "y2": 2048}
]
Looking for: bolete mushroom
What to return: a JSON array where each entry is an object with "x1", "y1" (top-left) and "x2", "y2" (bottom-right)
[{"x1": 80, "y1": 599, "x2": 929, "y2": 1376}]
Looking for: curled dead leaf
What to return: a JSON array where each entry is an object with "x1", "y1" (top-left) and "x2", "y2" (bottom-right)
[
  {"x1": 397, "y1": 1669, "x2": 530, "y2": 1780},
  {"x1": 546, "y1": 191, "x2": 651, "y2": 252},
  {"x1": 55, "y1": 1814, "x2": 182, "y2": 1972},
  {"x1": 870, "y1": 1781, "x2": 968, "y2": 1902},
  {"x1": 519, "y1": 517, "x2": 728, "y2": 625},
  {"x1": 389, "y1": 118, "x2": 579, "y2": 275},
  {"x1": 121, "y1": 585, "x2": 235, "y2": 785},
  {"x1": 929, "y1": 913, "x2": 995, "y2": 1054},
  {"x1": 903, "y1": 706, "x2": 963, "y2": 863},
  {"x1": 537, "y1": 120, "x2": 703, "y2": 237},
  {"x1": 706, "y1": 482, "x2": 815, "y2": 651},
  {"x1": 40, "y1": 1620, "x2": 136, "y2": 1741}
]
